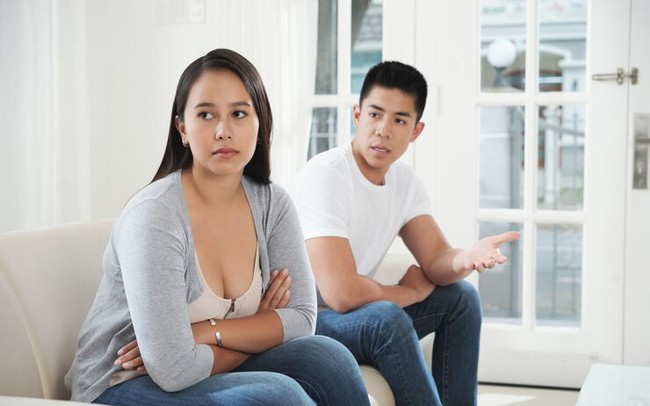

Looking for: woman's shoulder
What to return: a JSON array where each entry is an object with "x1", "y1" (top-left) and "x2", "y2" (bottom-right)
[
  {"x1": 243, "y1": 176, "x2": 290, "y2": 202},
  {"x1": 243, "y1": 177, "x2": 295, "y2": 225},
  {"x1": 120, "y1": 171, "x2": 186, "y2": 225}
]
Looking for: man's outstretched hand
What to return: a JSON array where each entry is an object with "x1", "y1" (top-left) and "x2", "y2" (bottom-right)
[{"x1": 461, "y1": 231, "x2": 520, "y2": 273}]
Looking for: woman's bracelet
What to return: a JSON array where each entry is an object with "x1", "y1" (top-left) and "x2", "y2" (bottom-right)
[{"x1": 208, "y1": 319, "x2": 222, "y2": 347}]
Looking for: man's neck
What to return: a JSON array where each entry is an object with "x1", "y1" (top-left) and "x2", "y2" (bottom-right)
[{"x1": 350, "y1": 146, "x2": 387, "y2": 186}]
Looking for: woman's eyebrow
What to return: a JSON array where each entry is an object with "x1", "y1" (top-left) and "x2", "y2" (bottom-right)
[{"x1": 193, "y1": 101, "x2": 252, "y2": 109}]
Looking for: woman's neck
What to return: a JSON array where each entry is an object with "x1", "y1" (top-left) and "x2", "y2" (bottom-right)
[{"x1": 182, "y1": 167, "x2": 244, "y2": 207}]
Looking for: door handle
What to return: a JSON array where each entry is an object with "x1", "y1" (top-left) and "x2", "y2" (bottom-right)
[{"x1": 592, "y1": 67, "x2": 638, "y2": 85}]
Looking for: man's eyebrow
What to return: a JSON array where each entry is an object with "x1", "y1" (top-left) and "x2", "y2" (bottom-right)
[
  {"x1": 367, "y1": 104, "x2": 386, "y2": 112},
  {"x1": 368, "y1": 103, "x2": 412, "y2": 118}
]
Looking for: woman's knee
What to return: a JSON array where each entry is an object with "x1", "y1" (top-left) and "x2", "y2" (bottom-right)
[{"x1": 292, "y1": 335, "x2": 357, "y2": 366}]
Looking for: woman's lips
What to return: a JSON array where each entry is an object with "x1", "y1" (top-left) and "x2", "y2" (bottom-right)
[{"x1": 213, "y1": 148, "x2": 238, "y2": 157}]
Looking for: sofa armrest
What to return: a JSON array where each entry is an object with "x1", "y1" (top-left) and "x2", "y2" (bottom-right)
[{"x1": 0, "y1": 220, "x2": 113, "y2": 400}]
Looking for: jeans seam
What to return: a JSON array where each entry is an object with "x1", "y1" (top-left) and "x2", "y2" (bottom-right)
[{"x1": 294, "y1": 378, "x2": 322, "y2": 405}]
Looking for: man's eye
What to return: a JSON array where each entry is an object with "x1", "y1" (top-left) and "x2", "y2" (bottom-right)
[{"x1": 369, "y1": 112, "x2": 379, "y2": 118}]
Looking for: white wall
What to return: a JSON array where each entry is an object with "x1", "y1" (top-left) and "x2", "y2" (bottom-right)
[
  {"x1": 0, "y1": 0, "x2": 316, "y2": 231},
  {"x1": 84, "y1": 0, "x2": 216, "y2": 219}
]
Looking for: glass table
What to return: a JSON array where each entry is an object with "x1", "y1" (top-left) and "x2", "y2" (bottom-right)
[{"x1": 576, "y1": 363, "x2": 650, "y2": 405}]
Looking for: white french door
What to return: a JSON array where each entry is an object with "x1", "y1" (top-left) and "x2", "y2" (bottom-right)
[
  {"x1": 413, "y1": 0, "x2": 635, "y2": 387},
  {"x1": 623, "y1": 0, "x2": 650, "y2": 368}
]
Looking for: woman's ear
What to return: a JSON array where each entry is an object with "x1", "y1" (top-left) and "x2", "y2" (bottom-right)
[{"x1": 175, "y1": 115, "x2": 185, "y2": 135}]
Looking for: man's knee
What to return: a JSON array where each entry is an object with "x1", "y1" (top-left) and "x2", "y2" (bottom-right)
[
  {"x1": 362, "y1": 301, "x2": 414, "y2": 335},
  {"x1": 454, "y1": 280, "x2": 483, "y2": 322}
]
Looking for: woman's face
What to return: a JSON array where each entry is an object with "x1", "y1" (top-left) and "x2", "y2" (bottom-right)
[{"x1": 176, "y1": 69, "x2": 259, "y2": 179}]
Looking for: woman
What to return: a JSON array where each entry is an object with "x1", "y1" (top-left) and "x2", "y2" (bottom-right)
[{"x1": 65, "y1": 48, "x2": 369, "y2": 405}]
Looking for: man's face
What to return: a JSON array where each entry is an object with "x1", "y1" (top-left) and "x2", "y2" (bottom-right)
[{"x1": 351, "y1": 85, "x2": 424, "y2": 184}]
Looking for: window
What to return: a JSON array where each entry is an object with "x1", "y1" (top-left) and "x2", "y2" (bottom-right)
[
  {"x1": 308, "y1": 0, "x2": 383, "y2": 160},
  {"x1": 478, "y1": 0, "x2": 588, "y2": 326}
]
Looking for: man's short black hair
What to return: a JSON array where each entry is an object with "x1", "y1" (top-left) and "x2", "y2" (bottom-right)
[{"x1": 359, "y1": 61, "x2": 428, "y2": 121}]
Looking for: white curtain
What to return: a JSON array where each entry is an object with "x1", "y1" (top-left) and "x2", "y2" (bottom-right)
[
  {"x1": 204, "y1": 0, "x2": 318, "y2": 188},
  {"x1": 0, "y1": 0, "x2": 317, "y2": 232},
  {"x1": 0, "y1": 0, "x2": 91, "y2": 232}
]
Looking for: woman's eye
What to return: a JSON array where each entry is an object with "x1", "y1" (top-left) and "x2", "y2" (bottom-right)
[
  {"x1": 199, "y1": 112, "x2": 214, "y2": 120},
  {"x1": 233, "y1": 111, "x2": 247, "y2": 119}
]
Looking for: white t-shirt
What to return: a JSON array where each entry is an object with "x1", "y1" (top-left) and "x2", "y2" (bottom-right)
[{"x1": 291, "y1": 142, "x2": 432, "y2": 278}]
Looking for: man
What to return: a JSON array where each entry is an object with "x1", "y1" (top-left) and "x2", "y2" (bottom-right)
[{"x1": 291, "y1": 61, "x2": 519, "y2": 405}]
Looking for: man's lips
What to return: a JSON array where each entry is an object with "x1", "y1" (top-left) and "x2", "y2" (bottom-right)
[{"x1": 371, "y1": 145, "x2": 390, "y2": 153}]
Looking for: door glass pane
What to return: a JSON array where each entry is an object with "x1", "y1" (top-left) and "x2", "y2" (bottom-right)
[
  {"x1": 479, "y1": 221, "x2": 524, "y2": 323},
  {"x1": 308, "y1": 107, "x2": 337, "y2": 159},
  {"x1": 536, "y1": 224, "x2": 582, "y2": 327},
  {"x1": 315, "y1": 0, "x2": 338, "y2": 94},
  {"x1": 351, "y1": 0, "x2": 382, "y2": 94},
  {"x1": 480, "y1": 0, "x2": 526, "y2": 92},
  {"x1": 479, "y1": 106, "x2": 525, "y2": 209},
  {"x1": 537, "y1": 104, "x2": 585, "y2": 210},
  {"x1": 539, "y1": 0, "x2": 588, "y2": 92}
]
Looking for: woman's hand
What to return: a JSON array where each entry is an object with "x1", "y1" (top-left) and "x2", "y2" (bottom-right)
[
  {"x1": 114, "y1": 339, "x2": 145, "y2": 371},
  {"x1": 257, "y1": 268, "x2": 291, "y2": 313}
]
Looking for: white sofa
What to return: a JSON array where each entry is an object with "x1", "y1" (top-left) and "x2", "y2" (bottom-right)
[{"x1": 0, "y1": 220, "x2": 433, "y2": 405}]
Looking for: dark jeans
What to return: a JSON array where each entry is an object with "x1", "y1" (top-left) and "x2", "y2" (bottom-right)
[{"x1": 316, "y1": 280, "x2": 482, "y2": 406}]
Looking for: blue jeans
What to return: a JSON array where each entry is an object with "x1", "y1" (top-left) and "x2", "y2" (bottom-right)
[
  {"x1": 95, "y1": 335, "x2": 369, "y2": 406},
  {"x1": 316, "y1": 280, "x2": 482, "y2": 406}
]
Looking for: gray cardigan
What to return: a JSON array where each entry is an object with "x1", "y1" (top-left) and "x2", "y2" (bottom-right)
[{"x1": 65, "y1": 170, "x2": 316, "y2": 402}]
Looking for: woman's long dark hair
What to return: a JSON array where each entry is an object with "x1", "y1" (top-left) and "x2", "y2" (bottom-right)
[{"x1": 152, "y1": 49, "x2": 273, "y2": 184}]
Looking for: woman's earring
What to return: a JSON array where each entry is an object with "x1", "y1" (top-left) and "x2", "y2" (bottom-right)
[{"x1": 182, "y1": 139, "x2": 189, "y2": 147}]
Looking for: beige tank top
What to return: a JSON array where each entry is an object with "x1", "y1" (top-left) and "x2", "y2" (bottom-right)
[{"x1": 188, "y1": 245, "x2": 263, "y2": 322}]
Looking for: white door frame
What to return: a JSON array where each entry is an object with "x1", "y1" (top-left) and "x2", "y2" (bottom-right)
[{"x1": 412, "y1": 0, "x2": 630, "y2": 387}]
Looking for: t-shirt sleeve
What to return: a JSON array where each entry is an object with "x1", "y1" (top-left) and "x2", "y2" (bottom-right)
[
  {"x1": 403, "y1": 171, "x2": 434, "y2": 225},
  {"x1": 291, "y1": 162, "x2": 350, "y2": 240}
]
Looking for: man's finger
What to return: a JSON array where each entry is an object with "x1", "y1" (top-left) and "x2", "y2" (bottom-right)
[{"x1": 494, "y1": 231, "x2": 520, "y2": 245}]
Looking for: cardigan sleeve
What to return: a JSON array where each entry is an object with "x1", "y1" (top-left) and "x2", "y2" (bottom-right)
[
  {"x1": 116, "y1": 199, "x2": 213, "y2": 391},
  {"x1": 263, "y1": 183, "x2": 317, "y2": 340}
]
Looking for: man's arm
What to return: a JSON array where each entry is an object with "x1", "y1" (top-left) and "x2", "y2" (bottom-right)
[
  {"x1": 400, "y1": 214, "x2": 520, "y2": 286},
  {"x1": 305, "y1": 236, "x2": 434, "y2": 313}
]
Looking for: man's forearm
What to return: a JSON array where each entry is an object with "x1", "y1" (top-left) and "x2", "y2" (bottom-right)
[
  {"x1": 323, "y1": 274, "x2": 419, "y2": 312},
  {"x1": 423, "y1": 248, "x2": 472, "y2": 286}
]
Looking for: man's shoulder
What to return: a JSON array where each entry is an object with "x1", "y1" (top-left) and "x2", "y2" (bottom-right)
[
  {"x1": 300, "y1": 145, "x2": 352, "y2": 181},
  {"x1": 307, "y1": 144, "x2": 350, "y2": 169},
  {"x1": 387, "y1": 159, "x2": 420, "y2": 186}
]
